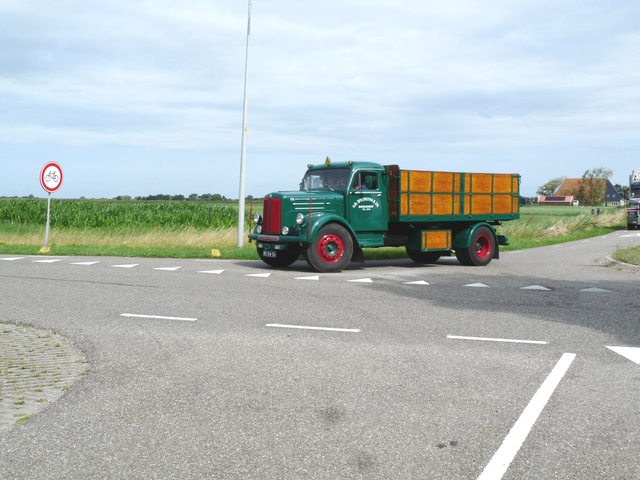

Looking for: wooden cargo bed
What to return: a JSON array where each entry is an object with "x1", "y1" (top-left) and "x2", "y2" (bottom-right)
[{"x1": 386, "y1": 165, "x2": 520, "y2": 222}]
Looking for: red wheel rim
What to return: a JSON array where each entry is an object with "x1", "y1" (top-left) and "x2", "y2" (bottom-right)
[
  {"x1": 474, "y1": 234, "x2": 491, "y2": 259},
  {"x1": 317, "y1": 234, "x2": 344, "y2": 263}
]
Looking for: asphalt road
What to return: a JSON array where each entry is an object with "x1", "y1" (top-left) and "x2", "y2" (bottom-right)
[{"x1": 0, "y1": 231, "x2": 639, "y2": 479}]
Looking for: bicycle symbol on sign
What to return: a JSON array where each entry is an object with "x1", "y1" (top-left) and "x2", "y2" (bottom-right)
[{"x1": 45, "y1": 170, "x2": 59, "y2": 183}]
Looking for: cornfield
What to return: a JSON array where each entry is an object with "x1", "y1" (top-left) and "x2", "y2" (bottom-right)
[{"x1": 0, "y1": 199, "x2": 249, "y2": 230}]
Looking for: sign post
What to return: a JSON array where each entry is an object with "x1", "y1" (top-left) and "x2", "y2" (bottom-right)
[{"x1": 39, "y1": 162, "x2": 64, "y2": 252}]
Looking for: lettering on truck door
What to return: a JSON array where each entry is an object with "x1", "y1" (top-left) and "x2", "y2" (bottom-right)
[{"x1": 347, "y1": 171, "x2": 388, "y2": 232}]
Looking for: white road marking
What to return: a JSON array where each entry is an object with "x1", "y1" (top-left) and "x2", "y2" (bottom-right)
[
  {"x1": 120, "y1": 313, "x2": 197, "y2": 322},
  {"x1": 447, "y1": 335, "x2": 547, "y2": 345},
  {"x1": 478, "y1": 353, "x2": 576, "y2": 480},
  {"x1": 403, "y1": 280, "x2": 430, "y2": 285},
  {"x1": 70, "y1": 261, "x2": 101, "y2": 266},
  {"x1": 606, "y1": 346, "x2": 640, "y2": 365},
  {"x1": 246, "y1": 273, "x2": 271, "y2": 278},
  {"x1": 521, "y1": 285, "x2": 551, "y2": 291},
  {"x1": 33, "y1": 259, "x2": 62, "y2": 263},
  {"x1": 0, "y1": 257, "x2": 25, "y2": 261},
  {"x1": 348, "y1": 278, "x2": 373, "y2": 283},
  {"x1": 295, "y1": 276, "x2": 320, "y2": 281},
  {"x1": 266, "y1": 323, "x2": 360, "y2": 333},
  {"x1": 198, "y1": 270, "x2": 225, "y2": 274},
  {"x1": 580, "y1": 287, "x2": 610, "y2": 293},
  {"x1": 153, "y1": 266, "x2": 182, "y2": 271},
  {"x1": 111, "y1": 264, "x2": 139, "y2": 268},
  {"x1": 464, "y1": 282, "x2": 490, "y2": 288}
]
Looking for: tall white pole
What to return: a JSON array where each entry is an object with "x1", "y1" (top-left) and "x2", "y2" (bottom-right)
[{"x1": 237, "y1": 0, "x2": 252, "y2": 247}]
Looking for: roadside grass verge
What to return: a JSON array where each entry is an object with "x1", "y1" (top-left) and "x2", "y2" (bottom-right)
[{"x1": 612, "y1": 244, "x2": 640, "y2": 265}]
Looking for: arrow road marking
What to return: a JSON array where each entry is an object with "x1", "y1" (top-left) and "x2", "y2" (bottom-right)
[
  {"x1": 245, "y1": 273, "x2": 271, "y2": 278},
  {"x1": 580, "y1": 287, "x2": 610, "y2": 293},
  {"x1": 33, "y1": 259, "x2": 62, "y2": 263},
  {"x1": 295, "y1": 276, "x2": 320, "y2": 281},
  {"x1": 153, "y1": 267, "x2": 182, "y2": 271},
  {"x1": 198, "y1": 270, "x2": 225, "y2": 274},
  {"x1": 606, "y1": 346, "x2": 640, "y2": 365},
  {"x1": 521, "y1": 285, "x2": 551, "y2": 291},
  {"x1": 111, "y1": 264, "x2": 139, "y2": 268},
  {"x1": 478, "y1": 353, "x2": 576, "y2": 480},
  {"x1": 348, "y1": 278, "x2": 373, "y2": 283},
  {"x1": 70, "y1": 261, "x2": 101, "y2": 266},
  {"x1": 0, "y1": 257, "x2": 25, "y2": 261},
  {"x1": 464, "y1": 282, "x2": 490, "y2": 288},
  {"x1": 403, "y1": 280, "x2": 430, "y2": 285}
]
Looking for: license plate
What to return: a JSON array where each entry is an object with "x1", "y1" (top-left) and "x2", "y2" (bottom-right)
[{"x1": 263, "y1": 250, "x2": 277, "y2": 258}]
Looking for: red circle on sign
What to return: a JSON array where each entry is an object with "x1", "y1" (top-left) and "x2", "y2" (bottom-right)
[{"x1": 40, "y1": 162, "x2": 64, "y2": 193}]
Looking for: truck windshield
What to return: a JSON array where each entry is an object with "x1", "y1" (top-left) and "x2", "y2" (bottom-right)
[{"x1": 301, "y1": 168, "x2": 350, "y2": 192}]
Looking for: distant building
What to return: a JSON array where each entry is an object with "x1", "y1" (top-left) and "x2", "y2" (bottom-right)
[
  {"x1": 539, "y1": 178, "x2": 622, "y2": 207},
  {"x1": 537, "y1": 195, "x2": 577, "y2": 206}
]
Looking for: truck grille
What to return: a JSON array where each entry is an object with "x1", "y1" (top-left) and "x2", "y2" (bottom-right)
[{"x1": 262, "y1": 197, "x2": 282, "y2": 234}]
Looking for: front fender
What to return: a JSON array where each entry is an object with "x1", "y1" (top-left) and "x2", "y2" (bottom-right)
[{"x1": 308, "y1": 213, "x2": 357, "y2": 243}]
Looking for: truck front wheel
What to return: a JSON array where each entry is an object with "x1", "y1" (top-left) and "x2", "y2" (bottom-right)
[
  {"x1": 455, "y1": 226, "x2": 495, "y2": 266},
  {"x1": 305, "y1": 224, "x2": 353, "y2": 272}
]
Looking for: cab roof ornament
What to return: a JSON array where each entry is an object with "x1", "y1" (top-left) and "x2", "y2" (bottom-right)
[{"x1": 325, "y1": 156, "x2": 331, "y2": 166}]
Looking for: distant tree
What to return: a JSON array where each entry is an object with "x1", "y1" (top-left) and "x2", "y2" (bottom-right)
[
  {"x1": 536, "y1": 176, "x2": 566, "y2": 196},
  {"x1": 576, "y1": 167, "x2": 613, "y2": 206},
  {"x1": 173, "y1": 194, "x2": 185, "y2": 201},
  {"x1": 200, "y1": 193, "x2": 212, "y2": 201},
  {"x1": 211, "y1": 193, "x2": 222, "y2": 202},
  {"x1": 188, "y1": 193, "x2": 198, "y2": 201},
  {"x1": 614, "y1": 184, "x2": 629, "y2": 201}
]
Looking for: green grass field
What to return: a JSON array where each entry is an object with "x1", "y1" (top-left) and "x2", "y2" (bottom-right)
[{"x1": 0, "y1": 199, "x2": 635, "y2": 264}]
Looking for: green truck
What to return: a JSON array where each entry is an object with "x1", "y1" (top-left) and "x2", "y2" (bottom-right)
[{"x1": 248, "y1": 158, "x2": 520, "y2": 272}]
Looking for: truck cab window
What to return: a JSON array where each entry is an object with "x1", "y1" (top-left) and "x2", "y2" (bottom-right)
[{"x1": 353, "y1": 172, "x2": 378, "y2": 191}]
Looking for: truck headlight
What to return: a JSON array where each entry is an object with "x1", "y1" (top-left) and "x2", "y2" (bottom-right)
[
  {"x1": 253, "y1": 213, "x2": 263, "y2": 224},
  {"x1": 255, "y1": 225, "x2": 262, "y2": 233},
  {"x1": 282, "y1": 226, "x2": 289, "y2": 235},
  {"x1": 296, "y1": 213, "x2": 305, "y2": 225}
]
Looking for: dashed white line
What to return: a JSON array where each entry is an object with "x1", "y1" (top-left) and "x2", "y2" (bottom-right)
[
  {"x1": 33, "y1": 259, "x2": 62, "y2": 263},
  {"x1": 266, "y1": 324, "x2": 360, "y2": 333},
  {"x1": 0, "y1": 257, "x2": 25, "y2": 261},
  {"x1": 198, "y1": 270, "x2": 225, "y2": 274},
  {"x1": 447, "y1": 335, "x2": 548, "y2": 345},
  {"x1": 153, "y1": 266, "x2": 182, "y2": 271},
  {"x1": 120, "y1": 313, "x2": 197, "y2": 322},
  {"x1": 246, "y1": 273, "x2": 271, "y2": 278},
  {"x1": 111, "y1": 264, "x2": 139, "y2": 268},
  {"x1": 464, "y1": 282, "x2": 490, "y2": 288},
  {"x1": 348, "y1": 278, "x2": 373, "y2": 283},
  {"x1": 478, "y1": 353, "x2": 576, "y2": 480},
  {"x1": 70, "y1": 261, "x2": 101, "y2": 266}
]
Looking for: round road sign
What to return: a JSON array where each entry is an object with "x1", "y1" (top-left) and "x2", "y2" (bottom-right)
[{"x1": 40, "y1": 162, "x2": 64, "y2": 193}]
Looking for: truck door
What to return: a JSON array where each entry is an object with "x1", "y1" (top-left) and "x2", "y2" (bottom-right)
[{"x1": 347, "y1": 170, "x2": 389, "y2": 232}]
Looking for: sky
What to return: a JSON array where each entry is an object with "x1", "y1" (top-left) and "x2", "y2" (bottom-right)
[{"x1": 1, "y1": 0, "x2": 639, "y2": 200}]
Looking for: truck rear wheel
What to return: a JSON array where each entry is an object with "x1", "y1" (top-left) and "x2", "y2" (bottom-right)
[
  {"x1": 405, "y1": 248, "x2": 441, "y2": 264},
  {"x1": 456, "y1": 226, "x2": 495, "y2": 266},
  {"x1": 305, "y1": 224, "x2": 353, "y2": 272},
  {"x1": 257, "y1": 247, "x2": 300, "y2": 268}
]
